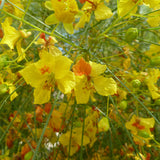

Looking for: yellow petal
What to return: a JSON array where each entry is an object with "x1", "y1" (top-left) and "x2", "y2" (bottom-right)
[
  {"x1": 57, "y1": 71, "x2": 75, "y2": 94},
  {"x1": 9, "y1": 0, "x2": 24, "y2": 17},
  {"x1": 72, "y1": 128, "x2": 90, "y2": 146},
  {"x1": 125, "y1": 115, "x2": 138, "y2": 135},
  {"x1": 38, "y1": 50, "x2": 56, "y2": 73},
  {"x1": 75, "y1": 76, "x2": 90, "y2": 104},
  {"x1": 59, "y1": 132, "x2": 70, "y2": 146},
  {"x1": 144, "y1": 0, "x2": 160, "y2": 9},
  {"x1": 63, "y1": 23, "x2": 74, "y2": 34},
  {"x1": 93, "y1": 76, "x2": 117, "y2": 96},
  {"x1": 9, "y1": 85, "x2": 18, "y2": 101},
  {"x1": 16, "y1": 39, "x2": 26, "y2": 62},
  {"x1": 34, "y1": 86, "x2": 51, "y2": 104},
  {"x1": 51, "y1": 0, "x2": 78, "y2": 23},
  {"x1": 140, "y1": 117, "x2": 155, "y2": 131},
  {"x1": 45, "y1": 14, "x2": 59, "y2": 25},
  {"x1": 147, "y1": 10, "x2": 160, "y2": 27},
  {"x1": 145, "y1": 43, "x2": 160, "y2": 57},
  {"x1": 147, "y1": 83, "x2": 160, "y2": 99},
  {"x1": 19, "y1": 64, "x2": 47, "y2": 88},
  {"x1": 89, "y1": 61, "x2": 106, "y2": 77},
  {"x1": 75, "y1": 12, "x2": 91, "y2": 30},
  {"x1": 118, "y1": 0, "x2": 137, "y2": 18},
  {"x1": 0, "y1": 18, "x2": 21, "y2": 49},
  {"x1": 54, "y1": 56, "x2": 73, "y2": 79},
  {"x1": 94, "y1": 3, "x2": 113, "y2": 20},
  {"x1": 49, "y1": 46, "x2": 62, "y2": 56},
  {"x1": 67, "y1": 145, "x2": 79, "y2": 156},
  {"x1": 45, "y1": 1, "x2": 54, "y2": 10},
  {"x1": 146, "y1": 68, "x2": 160, "y2": 99}
]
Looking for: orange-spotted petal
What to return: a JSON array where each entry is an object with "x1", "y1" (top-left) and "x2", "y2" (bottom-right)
[{"x1": 73, "y1": 58, "x2": 91, "y2": 76}]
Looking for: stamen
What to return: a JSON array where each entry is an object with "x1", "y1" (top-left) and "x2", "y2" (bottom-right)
[{"x1": 40, "y1": 65, "x2": 50, "y2": 74}]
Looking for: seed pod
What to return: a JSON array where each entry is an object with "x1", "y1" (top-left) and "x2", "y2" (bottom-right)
[
  {"x1": 119, "y1": 100, "x2": 127, "y2": 110},
  {"x1": 138, "y1": 131, "x2": 150, "y2": 138},
  {"x1": 150, "y1": 56, "x2": 160, "y2": 66},
  {"x1": 132, "y1": 79, "x2": 141, "y2": 88},
  {"x1": 0, "y1": 84, "x2": 9, "y2": 95},
  {"x1": 125, "y1": 28, "x2": 138, "y2": 42}
]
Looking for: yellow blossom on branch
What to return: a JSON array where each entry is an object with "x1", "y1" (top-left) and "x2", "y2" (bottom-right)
[
  {"x1": 118, "y1": 0, "x2": 160, "y2": 18},
  {"x1": 0, "y1": 18, "x2": 21, "y2": 50},
  {"x1": 145, "y1": 68, "x2": 160, "y2": 99},
  {"x1": 59, "y1": 127, "x2": 90, "y2": 156},
  {"x1": 72, "y1": 58, "x2": 117, "y2": 104},
  {"x1": 75, "y1": 0, "x2": 113, "y2": 29},
  {"x1": 125, "y1": 115, "x2": 155, "y2": 146},
  {"x1": 45, "y1": 0, "x2": 79, "y2": 34},
  {"x1": 19, "y1": 50, "x2": 75, "y2": 104},
  {"x1": 0, "y1": 18, "x2": 31, "y2": 62},
  {"x1": 35, "y1": 33, "x2": 62, "y2": 56}
]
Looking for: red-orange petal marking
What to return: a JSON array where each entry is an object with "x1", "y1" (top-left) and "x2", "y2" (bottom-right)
[
  {"x1": 79, "y1": 0, "x2": 87, "y2": 4},
  {"x1": 0, "y1": 29, "x2": 3, "y2": 38},
  {"x1": 73, "y1": 58, "x2": 91, "y2": 76},
  {"x1": 40, "y1": 65, "x2": 50, "y2": 74},
  {"x1": 132, "y1": 119, "x2": 145, "y2": 130}
]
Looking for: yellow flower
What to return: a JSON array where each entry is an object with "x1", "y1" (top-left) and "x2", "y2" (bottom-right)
[
  {"x1": 45, "y1": 0, "x2": 78, "y2": 34},
  {"x1": 85, "y1": 108, "x2": 99, "y2": 147},
  {"x1": 49, "y1": 110, "x2": 65, "y2": 132},
  {"x1": 0, "y1": 18, "x2": 31, "y2": 62},
  {"x1": 144, "y1": 0, "x2": 160, "y2": 9},
  {"x1": 145, "y1": 43, "x2": 160, "y2": 57},
  {"x1": 73, "y1": 58, "x2": 117, "y2": 104},
  {"x1": 75, "y1": 0, "x2": 113, "y2": 29},
  {"x1": 35, "y1": 33, "x2": 62, "y2": 56},
  {"x1": 19, "y1": 51, "x2": 75, "y2": 104},
  {"x1": 118, "y1": 0, "x2": 160, "y2": 18},
  {"x1": 118, "y1": 0, "x2": 139, "y2": 18},
  {"x1": 59, "y1": 127, "x2": 90, "y2": 156},
  {"x1": 145, "y1": 68, "x2": 160, "y2": 99},
  {"x1": 0, "y1": 18, "x2": 21, "y2": 50},
  {"x1": 125, "y1": 115, "x2": 155, "y2": 146},
  {"x1": 147, "y1": 10, "x2": 160, "y2": 27},
  {"x1": 0, "y1": 69, "x2": 18, "y2": 101},
  {"x1": 2, "y1": 0, "x2": 24, "y2": 17}
]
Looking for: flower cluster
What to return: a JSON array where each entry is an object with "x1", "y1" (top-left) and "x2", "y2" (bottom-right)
[{"x1": 0, "y1": 0, "x2": 160, "y2": 160}]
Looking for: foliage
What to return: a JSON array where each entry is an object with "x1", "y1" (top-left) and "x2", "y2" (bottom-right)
[{"x1": 0, "y1": 0, "x2": 160, "y2": 159}]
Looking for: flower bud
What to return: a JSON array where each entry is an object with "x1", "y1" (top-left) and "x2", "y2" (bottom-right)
[
  {"x1": 132, "y1": 79, "x2": 141, "y2": 88},
  {"x1": 0, "y1": 84, "x2": 9, "y2": 95},
  {"x1": 125, "y1": 28, "x2": 138, "y2": 42},
  {"x1": 119, "y1": 100, "x2": 127, "y2": 110}
]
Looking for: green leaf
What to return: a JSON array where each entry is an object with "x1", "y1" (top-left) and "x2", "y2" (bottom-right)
[{"x1": 24, "y1": 151, "x2": 33, "y2": 160}]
